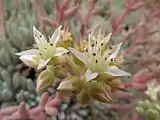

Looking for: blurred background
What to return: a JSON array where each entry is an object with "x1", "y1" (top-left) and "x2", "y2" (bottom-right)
[{"x1": 0, "y1": 0, "x2": 160, "y2": 120}]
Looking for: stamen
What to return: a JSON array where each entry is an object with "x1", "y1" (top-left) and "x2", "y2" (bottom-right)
[
  {"x1": 101, "y1": 43, "x2": 104, "y2": 46},
  {"x1": 111, "y1": 58, "x2": 114, "y2": 61},
  {"x1": 39, "y1": 53, "x2": 42, "y2": 56},
  {"x1": 44, "y1": 48, "x2": 47, "y2": 49},
  {"x1": 105, "y1": 57, "x2": 107, "y2": 60},
  {"x1": 96, "y1": 41, "x2": 97, "y2": 44},
  {"x1": 109, "y1": 46, "x2": 112, "y2": 49},
  {"x1": 39, "y1": 35, "x2": 42, "y2": 38},
  {"x1": 50, "y1": 43, "x2": 53, "y2": 46},
  {"x1": 93, "y1": 53, "x2": 96, "y2": 56},
  {"x1": 96, "y1": 60, "x2": 98, "y2": 63},
  {"x1": 91, "y1": 44, "x2": 94, "y2": 47},
  {"x1": 86, "y1": 48, "x2": 88, "y2": 52}
]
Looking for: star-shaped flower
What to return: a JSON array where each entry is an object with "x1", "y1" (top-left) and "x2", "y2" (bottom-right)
[
  {"x1": 16, "y1": 26, "x2": 69, "y2": 70},
  {"x1": 69, "y1": 32, "x2": 131, "y2": 81}
]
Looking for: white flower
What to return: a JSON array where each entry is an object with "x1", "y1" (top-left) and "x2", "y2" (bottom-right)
[
  {"x1": 145, "y1": 80, "x2": 160, "y2": 100},
  {"x1": 69, "y1": 33, "x2": 131, "y2": 81},
  {"x1": 16, "y1": 26, "x2": 69, "y2": 70}
]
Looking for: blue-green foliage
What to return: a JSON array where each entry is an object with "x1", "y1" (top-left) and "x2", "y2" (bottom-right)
[
  {"x1": 0, "y1": 0, "x2": 37, "y2": 108},
  {"x1": 111, "y1": 0, "x2": 136, "y2": 25},
  {"x1": 0, "y1": 1, "x2": 92, "y2": 119},
  {"x1": 0, "y1": 0, "x2": 137, "y2": 119}
]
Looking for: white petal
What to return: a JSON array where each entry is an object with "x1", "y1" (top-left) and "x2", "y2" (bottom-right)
[
  {"x1": 15, "y1": 49, "x2": 38, "y2": 56},
  {"x1": 54, "y1": 47, "x2": 69, "y2": 56},
  {"x1": 50, "y1": 25, "x2": 62, "y2": 45},
  {"x1": 104, "y1": 66, "x2": 131, "y2": 76},
  {"x1": 85, "y1": 69, "x2": 99, "y2": 81},
  {"x1": 108, "y1": 42, "x2": 122, "y2": 60},
  {"x1": 88, "y1": 33, "x2": 92, "y2": 41},
  {"x1": 33, "y1": 26, "x2": 47, "y2": 47},
  {"x1": 105, "y1": 33, "x2": 112, "y2": 43},
  {"x1": 69, "y1": 47, "x2": 86, "y2": 64},
  {"x1": 57, "y1": 80, "x2": 74, "y2": 91},
  {"x1": 19, "y1": 55, "x2": 37, "y2": 67},
  {"x1": 37, "y1": 58, "x2": 51, "y2": 70},
  {"x1": 88, "y1": 34, "x2": 96, "y2": 53}
]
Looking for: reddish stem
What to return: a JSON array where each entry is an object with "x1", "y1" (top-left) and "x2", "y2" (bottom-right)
[
  {"x1": 111, "y1": 0, "x2": 138, "y2": 35},
  {"x1": 86, "y1": 0, "x2": 95, "y2": 23},
  {"x1": 110, "y1": 104, "x2": 134, "y2": 110},
  {"x1": 0, "y1": 92, "x2": 64, "y2": 119}
]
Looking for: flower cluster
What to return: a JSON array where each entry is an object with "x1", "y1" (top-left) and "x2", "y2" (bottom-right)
[
  {"x1": 136, "y1": 80, "x2": 160, "y2": 120},
  {"x1": 16, "y1": 25, "x2": 131, "y2": 106}
]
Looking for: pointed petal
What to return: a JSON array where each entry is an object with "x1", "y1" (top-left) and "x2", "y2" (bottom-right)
[
  {"x1": 37, "y1": 58, "x2": 51, "y2": 70},
  {"x1": 108, "y1": 42, "x2": 123, "y2": 60},
  {"x1": 85, "y1": 69, "x2": 99, "y2": 81},
  {"x1": 50, "y1": 25, "x2": 62, "y2": 45},
  {"x1": 37, "y1": 69, "x2": 55, "y2": 93},
  {"x1": 88, "y1": 33, "x2": 92, "y2": 41},
  {"x1": 19, "y1": 55, "x2": 37, "y2": 68},
  {"x1": 105, "y1": 33, "x2": 112, "y2": 43},
  {"x1": 69, "y1": 47, "x2": 86, "y2": 64},
  {"x1": 15, "y1": 49, "x2": 38, "y2": 56},
  {"x1": 33, "y1": 26, "x2": 47, "y2": 47},
  {"x1": 57, "y1": 80, "x2": 74, "y2": 91},
  {"x1": 88, "y1": 34, "x2": 96, "y2": 53},
  {"x1": 104, "y1": 66, "x2": 131, "y2": 76},
  {"x1": 54, "y1": 47, "x2": 69, "y2": 56}
]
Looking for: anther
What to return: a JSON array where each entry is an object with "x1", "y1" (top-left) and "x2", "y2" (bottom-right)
[
  {"x1": 96, "y1": 60, "x2": 98, "y2": 63},
  {"x1": 111, "y1": 58, "x2": 114, "y2": 61},
  {"x1": 39, "y1": 53, "x2": 42, "y2": 56},
  {"x1": 91, "y1": 44, "x2": 94, "y2": 47},
  {"x1": 109, "y1": 46, "x2": 112, "y2": 49},
  {"x1": 50, "y1": 43, "x2": 53, "y2": 46},
  {"x1": 93, "y1": 53, "x2": 96, "y2": 56},
  {"x1": 101, "y1": 43, "x2": 104, "y2": 46}
]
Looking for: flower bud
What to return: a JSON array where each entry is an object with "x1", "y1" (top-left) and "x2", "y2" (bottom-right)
[
  {"x1": 143, "y1": 100, "x2": 153, "y2": 109},
  {"x1": 146, "y1": 109, "x2": 159, "y2": 120},
  {"x1": 136, "y1": 107, "x2": 145, "y2": 116},
  {"x1": 55, "y1": 66, "x2": 68, "y2": 78},
  {"x1": 36, "y1": 66, "x2": 55, "y2": 93}
]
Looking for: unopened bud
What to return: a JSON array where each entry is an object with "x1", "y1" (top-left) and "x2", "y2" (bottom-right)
[
  {"x1": 144, "y1": 100, "x2": 153, "y2": 109},
  {"x1": 146, "y1": 109, "x2": 159, "y2": 120},
  {"x1": 136, "y1": 107, "x2": 145, "y2": 116}
]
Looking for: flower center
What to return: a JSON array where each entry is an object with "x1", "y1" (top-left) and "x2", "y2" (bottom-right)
[{"x1": 38, "y1": 43, "x2": 55, "y2": 60}]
